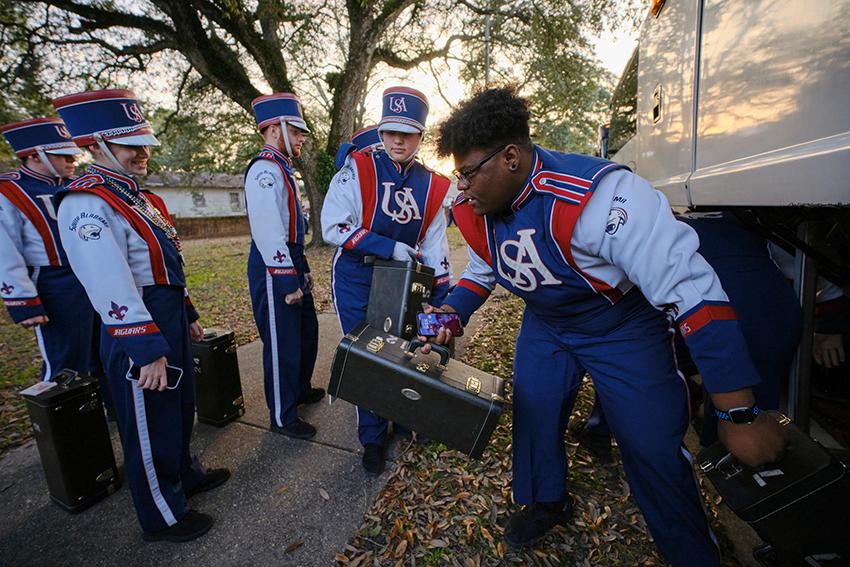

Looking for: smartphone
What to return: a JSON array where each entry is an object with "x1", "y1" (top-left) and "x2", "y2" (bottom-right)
[
  {"x1": 416, "y1": 312, "x2": 464, "y2": 337},
  {"x1": 126, "y1": 364, "x2": 184, "y2": 389}
]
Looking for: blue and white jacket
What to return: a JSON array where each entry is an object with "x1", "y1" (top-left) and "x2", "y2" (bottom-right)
[
  {"x1": 56, "y1": 165, "x2": 199, "y2": 366},
  {"x1": 0, "y1": 166, "x2": 71, "y2": 322},
  {"x1": 321, "y1": 148, "x2": 453, "y2": 302},
  {"x1": 446, "y1": 146, "x2": 762, "y2": 394},
  {"x1": 244, "y1": 144, "x2": 309, "y2": 295}
]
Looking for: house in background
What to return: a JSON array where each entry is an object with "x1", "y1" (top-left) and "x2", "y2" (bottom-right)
[{"x1": 144, "y1": 172, "x2": 249, "y2": 238}]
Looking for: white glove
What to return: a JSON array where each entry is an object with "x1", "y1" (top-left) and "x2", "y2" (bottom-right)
[{"x1": 392, "y1": 242, "x2": 417, "y2": 262}]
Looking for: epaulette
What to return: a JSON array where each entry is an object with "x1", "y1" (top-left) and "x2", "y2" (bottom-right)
[{"x1": 66, "y1": 172, "x2": 105, "y2": 190}]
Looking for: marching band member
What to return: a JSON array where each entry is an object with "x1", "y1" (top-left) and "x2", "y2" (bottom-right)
[
  {"x1": 0, "y1": 117, "x2": 97, "y2": 381},
  {"x1": 423, "y1": 88, "x2": 786, "y2": 565},
  {"x1": 334, "y1": 124, "x2": 382, "y2": 170},
  {"x1": 245, "y1": 93, "x2": 323, "y2": 439},
  {"x1": 53, "y1": 89, "x2": 228, "y2": 542},
  {"x1": 321, "y1": 87, "x2": 452, "y2": 475}
]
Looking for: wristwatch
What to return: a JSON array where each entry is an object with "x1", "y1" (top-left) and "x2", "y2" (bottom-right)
[{"x1": 715, "y1": 404, "x2": 760, "y2": 424}]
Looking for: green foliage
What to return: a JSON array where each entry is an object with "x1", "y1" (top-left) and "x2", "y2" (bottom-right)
[
  {"x1": 608, "y1": 46, "x2": 638, "y2": 153},
  {"x1": 148, "y1": 84, "x2": 260, "y2": 174}
]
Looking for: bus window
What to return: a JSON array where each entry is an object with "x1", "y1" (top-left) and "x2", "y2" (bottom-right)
[{"x1": 608, "y1": 47, "x2": 638, "y2": 156}]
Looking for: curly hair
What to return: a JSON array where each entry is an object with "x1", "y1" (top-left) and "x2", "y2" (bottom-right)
[{"x1": 436, "y1": 87, "x2": 532, "y2": 157}]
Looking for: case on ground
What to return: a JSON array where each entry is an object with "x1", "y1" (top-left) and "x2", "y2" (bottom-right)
[
  {"x1": 329, "y1": 322, "x2": 504, "y2": 458},
  {"x1": 192, "y1": 328, "x2": 245, "y2": 426},
  {"x1": 366, "y1": 258, "x2": 435, "y2": 340},
  {"x1": 697, "y1": 412, "x2": 850, "y2": 567},
  {"x1": 21, "y1": 370, "x2": 120, "y2": 512}
]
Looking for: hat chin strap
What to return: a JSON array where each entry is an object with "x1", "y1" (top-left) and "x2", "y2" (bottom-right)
[
  {"x1": 94, "y1": 134, "x2": 131, "y2": 176},
  {"x1": 34, "y1": 147, "x2": 62, "y2": 179},
  {"x1": 279, "y1": 118, "x2": 293, "y2": 157}
]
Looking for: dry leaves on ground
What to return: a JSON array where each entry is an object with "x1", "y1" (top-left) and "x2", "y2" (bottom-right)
[{"x1": 337, "y1": 294, "x2": 743, "y2": 566}]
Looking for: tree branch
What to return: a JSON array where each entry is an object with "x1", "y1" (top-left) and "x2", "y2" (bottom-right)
[
  {"x1": 372, "y1": 33, "x2": 472, "y2": 70},
  {"x1": 19, "y1": 0, "x2": 177, "y2": 38}
]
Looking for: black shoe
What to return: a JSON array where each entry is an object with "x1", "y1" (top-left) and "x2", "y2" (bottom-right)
[
  {"x1": 185, "y1": 468, "x2": 231, "y2": 499},
  {"x1": 297, "y1": 387, "x2": 325, "y2": 406},
  {"x1": 504, "y1": 497, "x2": 573, "y2": 549},
  {"x1": 142, "y1": 510, "x2": 214, "y2": 543},
  {"x1": 362, "y1": 443, "x2": 385, "y2": 476},
  {"x1": 271, "y1": 418, "x2": 316, "y2": 440},
  {"x1": 576, "y1": 429, "x2": 614, "y2": 464}
]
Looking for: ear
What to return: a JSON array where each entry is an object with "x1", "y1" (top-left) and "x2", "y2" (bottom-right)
[{"x1": 504, "y1": 144, "x2": 522, "y2": 171}]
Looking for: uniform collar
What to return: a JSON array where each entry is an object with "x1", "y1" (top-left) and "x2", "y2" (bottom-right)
[
  {"x1": 19, "y1": 165, "x2": 59, "y2": 186},
  {"x1": 509, "y1": 146, "x2": 543, "y2": 213},
  {"x1": 261, "y1": 144, "x2": 292, "y2": 168},
  {"x1": 88, "y1": 164, "x2": 141, "y2": 193},
  {"x1": 375, "y1": 148, "x2": 417, "y2": 178}
]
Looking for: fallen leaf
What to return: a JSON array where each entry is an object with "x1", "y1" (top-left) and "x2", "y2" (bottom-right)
[
  {"x1": 276, "y1": 485, "x2": 289, "y2": 495},
  {"x1": 285, "y1": 541, "x2": 304, "y2": 553},
  {"x1": 319, "y1": 487, "x2": 330, "y2": 501}
]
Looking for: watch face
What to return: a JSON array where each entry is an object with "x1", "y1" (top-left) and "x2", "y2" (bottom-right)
[{"x1": 728, "y1": 407, "x2": 756, "y2": 424}]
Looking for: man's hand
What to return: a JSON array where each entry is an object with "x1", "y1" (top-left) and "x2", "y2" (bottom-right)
[
  {"x1": 417, "y1": 304, "x2": 458, "y2": 354},
  {"x1": 392, "y1": 242, "x2": 417, "y2": 262},
  {"x1": 285, "y1": 287, "x2": 304, "y2": 305},
  {"x1": 813, "y1": 333, "x2": 845, "y2": 368},
  {"x1": 189, "y1": 321, "x2": 204, "y2": 342},
  {"x1": 138, "y1": 356, "x2": 168, "y2": 391},
  {"x1": 304, "y1": 273, "x2": 315, "y2": 294},
  {"x1": 718, "y1": 412, "x2": 787, "y2": 468},
  {"x1": 19, "y1": 315, "x2": 48, "y2": 328}
]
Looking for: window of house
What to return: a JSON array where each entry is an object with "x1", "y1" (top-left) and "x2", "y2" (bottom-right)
[{"x1": 230, "y1": 192, "x2": 242, "y2": 212}]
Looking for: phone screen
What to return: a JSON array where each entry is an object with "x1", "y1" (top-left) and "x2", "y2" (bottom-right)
[{"x1": 416, "y1": 312, "x2": 464, "y2": 337}]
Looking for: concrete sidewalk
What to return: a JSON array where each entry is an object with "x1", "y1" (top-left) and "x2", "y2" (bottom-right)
[
  {"x1": 0, "y1": 314, "x2": 392, "y2": 566},
  {"x1": 0, "y1": 246, "x2": 478, "y2": 566}
]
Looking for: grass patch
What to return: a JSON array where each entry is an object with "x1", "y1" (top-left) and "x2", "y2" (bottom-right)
[{"x1": 0, "y1": 235, "x2": 336, "y2": 457}]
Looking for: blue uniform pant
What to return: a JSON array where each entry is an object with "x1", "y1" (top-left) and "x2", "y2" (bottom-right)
[
  {"x1": 101, "y1": 285, "x2": 205, "y2": 533},
  {"x1": 31, "y1": 266, "x2": 97, "y2": 380},
  {"x1": 331, "y1": 250, "x2": 398, "y2": 446},
  {"x1": 514, "y1": 305, "x2": 719, "y2": 567},
  {"x1": 248, "y1": 242, "x2": 319, "y2": 428}
]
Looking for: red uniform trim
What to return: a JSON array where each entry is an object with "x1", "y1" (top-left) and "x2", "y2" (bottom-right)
[
  {"x1": 3, "y1": 297, "x2": 42, "y2": 307},
  {"x1": 457, "y1": 279, "x2": 490, "y2": 299},
  {"x1": 141, "y1": 191, "x2": 173, "y2": 222},
  {"x1": 281, "y1": 173, "x2": 299, "y2": 242},
  {"x1": 107, "y1": 322, "x2": 160, "y2": 337},
  {"x1": 350, "y1": 150, "x2": 378, "y2": 230},
  {"x1": 550, "y1": 199, "x2": 622, "y2": 304},
  {"x1": 71, "y1": 184, "x2": 169, "y2": 284},
  {"x1": 0, "y1": 180, "x2": 61, "y2": 266},
  {"x1": 678, "y1": 305, "x2": 738, "y2": 338},
  {"x1": 52, "y1": 89, "x2": 137, "y2": 108},
  {"x1": 451, "y1": 199, "x2": 492, "y2": 266},
  {"x1": 343, "y1": 228, "x2": 368, "y2": 250},
  {"x1": 417, "y1": 172, "x2": 451, "y2": 244}
]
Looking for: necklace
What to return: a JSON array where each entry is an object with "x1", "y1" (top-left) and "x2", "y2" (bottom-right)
[{"x1": 95, "y1": 170, "x2": 183, "y2": 255}]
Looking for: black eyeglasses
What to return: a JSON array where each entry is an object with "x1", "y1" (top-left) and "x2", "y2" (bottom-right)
[{"x1": 452, "y1": 145, "x2": 506, "y2": 185}]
